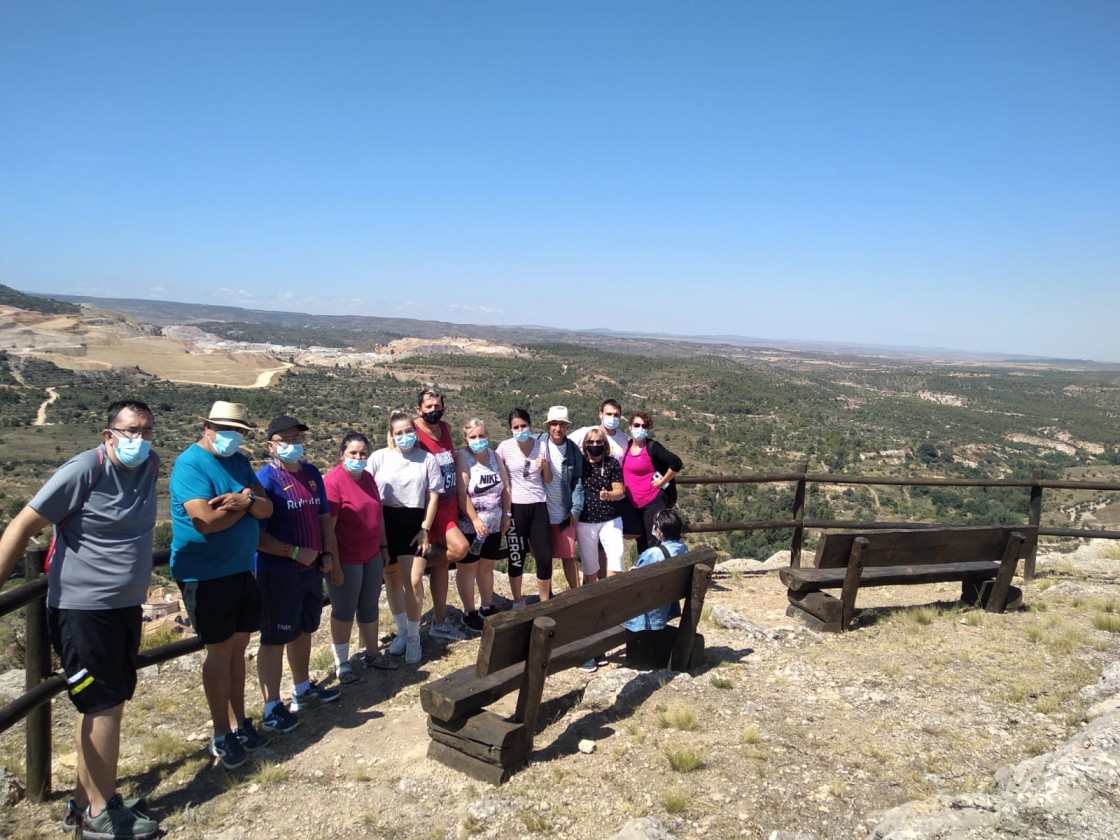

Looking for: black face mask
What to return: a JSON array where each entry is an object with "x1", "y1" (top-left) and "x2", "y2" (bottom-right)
[
  {"x1": 585, "y1": 444, "x2": 606, "y2": 457},
  {"x1": 421, "y1": 409, "x2": 444, "y2": 425}
]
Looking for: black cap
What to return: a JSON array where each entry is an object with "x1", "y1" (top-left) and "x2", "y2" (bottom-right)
[{"x1": 266, "y1": 415, "x2": 309, "y2": 440}]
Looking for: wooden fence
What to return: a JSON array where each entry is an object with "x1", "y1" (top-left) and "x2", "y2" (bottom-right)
[{"x1": 1, "y1": 468, "x2": 1118, "y2": 800}]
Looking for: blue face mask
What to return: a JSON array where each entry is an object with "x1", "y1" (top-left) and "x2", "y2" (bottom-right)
[
  {"x1": 602, "y1": 415, "x2": 621, "y2": 430},
  {"x1": 513, "y1": 428, "x2": 532, "y2": 443},
  {"x1": 212, "y1": 430, "x2": 244, "y2": 457},
  {"x1": 274, "y1": 443, "x2": 304, "y2": 464},
  {"x1": 631, "y1": 427, "x2": 648, "y2": 441},
  {"x1": 468, "y1": 437, "x2": 490, "y2": 453},
  {"x1": 344, "y1": 457, "x2": 368, "y2": 472},
  {"x1": 395, "y1": 432, "x2": 417, "y2": 450},
  {"x1": 113, "y1": 436, "x2": 151, "y2": 468}
]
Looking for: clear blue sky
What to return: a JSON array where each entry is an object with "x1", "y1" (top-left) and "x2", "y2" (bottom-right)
[{"x1": 2, "y1": 2, "x2": 1118, "y2": 361}]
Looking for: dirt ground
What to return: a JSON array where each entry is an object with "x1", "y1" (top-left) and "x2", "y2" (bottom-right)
[{"x1": 2, "y1": 542, "x2": 1118, "y2": 840}]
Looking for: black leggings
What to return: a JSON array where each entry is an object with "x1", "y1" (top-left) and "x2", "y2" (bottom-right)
[
  {"x1": 508, "y1": 501, "x2": 552, "y2": 581},
  {"x1": 634, "y1": 494, "x2": 669, "y2": 554}
]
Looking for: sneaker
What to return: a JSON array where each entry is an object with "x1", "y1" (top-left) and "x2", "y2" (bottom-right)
[
  {"x1": 462, "y1": 611, "x2": 485, "y2": 634},
  {"x1": 578, "y1": 658, "x2": 598, "y2": 673},
  {"x1": 405, "y1": 638, "x2": 422, "y2": 665},
  {"x1": 81, "y1": 794, "x2": 159, "y2": 840},
  {"x1": 235, "y1": 717, "x2": 270, "y2": 751},
  {"x1": 63, "y1": 797, "x2": 146, "y2": 834},
  {"x1": 261, "y1": 702, "x2": 300, "y2": 734},
  {"x1": 429, "y1": 620, "x2": 467, "y2": 642},
  {"x1": 511, "y1": 599, "x2": 527, "y2": 610},
  {"x1": 290, "y1": 680, "x2": 341, "y2": 712},
  {"x1": 387, "y1": 634, "x2": 407, "y2": 656},
  {"x1": 209, "y1": 732, "x2": 247, "y2": 769},
  {"x1": 479, "y1": 604, "x2": 499, "y2": 618}
]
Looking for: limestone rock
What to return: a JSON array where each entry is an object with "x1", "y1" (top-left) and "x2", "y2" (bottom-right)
[
  {"x1": 578, "y1": 739, "x2": 596, "y2": 754},
  {"x1": 0, "y1": 767, "x2": 24, "y2": 809},
  {"x1": 611, "y1": 816, "x2": 678, "y2": 840},
  {"x1": 710, "y1": 605, "x2": 781, "y2": 640}
]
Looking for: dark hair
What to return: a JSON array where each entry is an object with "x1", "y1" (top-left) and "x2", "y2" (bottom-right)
[
  {"x1": 339, "y1": 431, "x2": 371, "y2": 456},
  {"x1": 107, "y1": 400, "x2": 153, "y2": 428},
  {"x1": 600, "y1": 399, "x2": 621, "y2": 414},
  {"x1": 508, "y1": 407, "x2": 532, "y2": 428},
  {"x1": 417, "y1": 387, "x2": 444, "y2": 408},
  {"x1": 629, "y1": 410, "x2": 653, "y2": 431},
  {"x1": 653, "y1": 508, "x2": 683, "y2": 541}
]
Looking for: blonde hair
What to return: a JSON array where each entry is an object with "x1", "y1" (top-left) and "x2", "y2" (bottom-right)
[
  {"x1": 387, "y1": 410, "x2": 414, "y2": 449},
  {"x1": 582, "y1": 426, "x2": 609, "y2": 455},
  {"x1": 462, "y1": 417, "x2": 487, "y2": 442}
]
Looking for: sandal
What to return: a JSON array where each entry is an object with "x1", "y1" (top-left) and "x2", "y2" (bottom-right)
[
  {"x1": 337, "y1": 665, "x2": 361, "y2": 685},
  {"x1": 358, "y1": 652, "x2": 399, "y2": 671}
]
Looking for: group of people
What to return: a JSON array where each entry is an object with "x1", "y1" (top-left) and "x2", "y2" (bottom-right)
[{"x1": 0, "y1": 390, "x2": 685, "y2": 840}]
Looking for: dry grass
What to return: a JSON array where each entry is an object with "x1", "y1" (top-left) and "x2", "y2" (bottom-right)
[
  {"x1": 656, "y1": 704, "x2": 698, "y2": 731},
  {"x1": 664, "y1": 742, "x2": 705, "y2": 773}
]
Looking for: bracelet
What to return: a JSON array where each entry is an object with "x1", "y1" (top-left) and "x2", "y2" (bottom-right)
[
  {"x1": 291, "y1": 545, "x2": 300, "y2": 560},
  {"x1": 420, "y1": 525, "x2": 431, "y2": 532}
]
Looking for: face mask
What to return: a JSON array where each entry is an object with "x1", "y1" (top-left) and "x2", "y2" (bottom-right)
[
  {"x1": 631, "y1": 427, "x2": 648, "y2": 441},
  {"x1": 274, "y1": 443, "x2": 304, "y2": 464},
  {"x1": 421, "y1": 409, "x2": 444, "y2": 425},
  {"x1": 585, "y1": 443, "x2": 606, "y2": 457},
  {"x1": 602, "y1": 415, "x2": 620, "y2": 430},
  {"x1": 344, "y1": 457, "x2": 368, "y2": 472},
  {"x1": 468, "y1": 438, "x2": 489, "y2": 453},
  {"x1": 513, "y1": 428, "x2": 532, "y2": 443},
  {"x1": 395, "y1": 432, "x2": 417, "y2": 450},
  {"x1": 212, "y1": 430, "x2": 244, "y2": 457},
  {"x1": 113, "y1": 436, "x2": 151, "y2": 468}
]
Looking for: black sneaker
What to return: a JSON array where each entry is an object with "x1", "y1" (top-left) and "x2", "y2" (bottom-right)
[
  {"x1": 479, "y1": 605, "x2": 499, "y2": 618},
  {"x1": 290, "y1": 680, "x2": 340, "y2": 712},
  {"x1": 209, "y1": 732, "x2": 248, "y2": 769},
  {"x1": 81, "y1": 794, "x2": 159, "y2": 840},
  {"x1": 262, "y1": 702, "x2": 300, "y2": 733},
  {"x1": 63, "y1": 797, "x2": 147, "y2": 834},
  {"x1": 235, "y1": 717, "x2": 270, "y2": 751},
  {"x1": 462, "y1": 611, "x2": 485, "y2": 634}
]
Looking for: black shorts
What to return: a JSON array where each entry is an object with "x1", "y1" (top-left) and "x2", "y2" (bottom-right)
[
  {"x1": 256, "y1": 564, "x2": 324, "y2": 646},
  {"x1": 48, "y1": 606, "x2": 141, "y2": 715},
  {"x1": 461, "y1": 531, "x2": 503, "y2": 563},
  {"x1": 383, "y1": 506, "x2": 426, "y2": 562},
  {"x1": 179, "y1": 571, "x2": 261, "y2": 646}
]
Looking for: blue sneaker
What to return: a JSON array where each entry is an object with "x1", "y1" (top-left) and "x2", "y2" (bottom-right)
[
  {"x1": 235, "y1": 717, "x2": 270, "y2": 751},
  {"x1": 210, "y1": 732, "x2": 247, "y2": 769},
  {"x1": 290, "y1": 680, "x2": 340, "y2": 712},
  {"x1": 261, "y1": 703, "x2": 300, "y2": 733}
]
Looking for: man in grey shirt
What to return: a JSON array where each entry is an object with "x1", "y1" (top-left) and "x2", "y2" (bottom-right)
[{"x1": 0, "y1": 400, "x2": 160, "y2": 840}]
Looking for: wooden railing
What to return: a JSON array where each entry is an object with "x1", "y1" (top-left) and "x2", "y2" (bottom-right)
[{"x1": 1, "y1": 468, "x2": 1118, "y2": 800}]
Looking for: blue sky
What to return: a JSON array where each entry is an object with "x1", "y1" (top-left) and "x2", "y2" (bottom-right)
[{"x1": 2, "y1": 2, "x2": 1118, "y2": 361}]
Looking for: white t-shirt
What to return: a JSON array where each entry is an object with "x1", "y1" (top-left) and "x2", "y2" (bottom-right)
[
  {"x1": 569, "y1": 425, "x2": 627, "y2": 459},
  {"x1": 366, "y1": 447, "x2": 441, "y2": 509}
]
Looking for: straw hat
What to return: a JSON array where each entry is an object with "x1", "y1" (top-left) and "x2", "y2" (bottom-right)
[
  {"x1": 201, "y1": 401, "x2": 255, "y2": 431},
  {"x1": 546, "y1": 406, "x2": 571, "y2": 424}
]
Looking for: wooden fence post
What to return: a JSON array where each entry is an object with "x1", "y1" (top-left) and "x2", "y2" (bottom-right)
[
  {"x1": 24, "y1": 547, "x2": 51, "y2": 802},
  {"x1": 1024, "y1": 468, "x2": 1043, "y2": 581},
  {"x1": 790, "y1": 462, "x2": 808, "y2": 567}
]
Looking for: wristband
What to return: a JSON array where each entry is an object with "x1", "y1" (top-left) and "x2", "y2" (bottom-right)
[{"x1": 292, "y1": 545, "x2": 300, "y2": 560}]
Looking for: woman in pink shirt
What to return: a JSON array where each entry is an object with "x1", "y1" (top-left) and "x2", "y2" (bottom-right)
[
  {"x1": 324, "y1": 432, "x2": 396, "y2": 682},
  {"x1": 621, "y1": 411, "x2": 683, "y2": 554}
]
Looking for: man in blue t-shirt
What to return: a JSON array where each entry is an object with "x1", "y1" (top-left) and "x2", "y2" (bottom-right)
[
  {"x1": 0, "y1": 400, "x2": 161, "y2": 838},
  {"x1": 170, "y1": 400, "x2": 273, "y2": 769}
]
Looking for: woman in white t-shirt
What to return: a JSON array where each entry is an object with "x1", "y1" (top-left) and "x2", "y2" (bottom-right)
[
  {"x1": 495, "y1": 408, "x2": 553, "y2": 606},
  {"x1": 366, "y1": 410, "x2": 440, "y2": 665}
]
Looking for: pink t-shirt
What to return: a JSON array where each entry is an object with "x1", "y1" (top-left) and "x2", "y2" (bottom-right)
[
  {"x1": 622, "y1": 444, "x2": 660, "y2": 509},
  {"x1": 324, "y1": 464, "x2": 383, "y2": 565}
]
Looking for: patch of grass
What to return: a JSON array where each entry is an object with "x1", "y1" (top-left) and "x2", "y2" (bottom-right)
[
  {"x1": 625, "y1": 721, "x2": 646, "y2": 743},
  {"x1": 1007, "y1": 679, "x2": 1040, "y2": 704},
  {"x1": 1047, "y1": 628, "x2": 1088, "y2": 653},
  {"x1": 518, "y1": 810, "x2": 551, "y2": 833},
  {"x1": 699, "y1": 604, "x2": 713, "y2": 624},
  {"x1": 1023, "y1": 737, "x2": 1051, "y2": 756},
  {"x1": 828, "y1": 778, "x2": 844, "y2": 797},
  {"x1": 250, "y1": 760, "x2": 289, "y2": 785},
  {"x1": 710, "y1": 674, "x2": 732, "y2": 690},
  {"x1": 143, "y1": 731, "x2": 199, "y2": 764},
  {"x1": 1092, "y1": 613, "x2": 1120, "y2": 633},
  {"x1": 657, "y1": 705, "x2": 698, "y2": 731},
  {"x1": 460, "y1": 814, "x2": 483, "y2": 835},
  {"x1": 1025, "y1": 625, "x2": 1045, "y2": 643},
  {"x1": 361, "y1": 810, "x2": 381, "y2": 827},
  {"x1": 963, "y1": 610, "x2": 988, "y2": 627},
  {"x1": 664, "y1": 742, "x2": 705, "y2": 773},
  {"x1": 662, "y1": 787, "x2": 690, "y2": 813},
  {"x1": 139, "y1": 626, "x2": 185, "y2": 651},
  {"x1": 740, "y1": 723, "x2": 763, "y2": 745},
  {"x1": 352, "y1": 767, "x2": 372, "y2": 782},
  {"x1": 1035, "y1": 694, "x2": 1063, "y2": 714},
  {"x1": 311, "y1": 647, "x2": 335, "y2": 671}
]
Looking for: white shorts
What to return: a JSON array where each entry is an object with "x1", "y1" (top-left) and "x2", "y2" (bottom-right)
[{"x1": 576, "y1": 518, "x2": 624, "y2": 576}]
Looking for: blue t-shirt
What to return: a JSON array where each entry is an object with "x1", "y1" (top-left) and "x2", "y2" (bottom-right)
[
  {"x1": 169, "y1": 443, "x2": 261, "y2": 582},
  {"x1": 255, "y1": 460, "x2": 328, "y2": 574},
  {"x1": 622, "y1": 540, "x2": 688, "y2": 632}
]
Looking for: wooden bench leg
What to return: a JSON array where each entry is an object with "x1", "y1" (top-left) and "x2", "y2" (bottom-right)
[
  {"x1": 512, "y1": 617, "x2": 557, "y2": 752},
  {"x1": 839, "y1": 537, "x2": 867, "y2": 631},
  {"x1": 670, "y1": 563, "x2": 711, "y2": 671},
  {"x1": 986, "y1": 532, "x2": 1025, "y2": 613}
]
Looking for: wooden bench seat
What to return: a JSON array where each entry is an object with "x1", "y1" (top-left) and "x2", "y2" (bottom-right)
[
  {"x1": 421, "y1": 546, "x2": 716, "y2": 783},
  {"x1": 780, "y1": 526, "x2": 1037, "y2": 632}
]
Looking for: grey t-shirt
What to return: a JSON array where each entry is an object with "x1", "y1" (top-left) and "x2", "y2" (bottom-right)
[
  {"x1": 31, "y1": 444, "x2": 158, "y2": 610},
  {"x1": 367, "y1": 446, "x2": 441, "y2": 509}
]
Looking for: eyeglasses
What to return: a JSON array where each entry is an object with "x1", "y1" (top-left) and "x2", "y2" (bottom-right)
[
  {"x1": 630, "y1": 423, "x2": 646, "y2": 429},
  {"x1": 271, "y1": 434, "x2": 304, "y2": 445},
  {"x1": 523, "y1": 459, "x2": 531, "y2": 478},
  {"x1": 111, "y1": 427, "x2": 156, "y2": 441}
]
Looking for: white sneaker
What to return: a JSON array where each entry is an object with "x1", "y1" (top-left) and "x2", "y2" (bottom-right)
[
  {"x1": 429, "y1": 620, "x2": 467, "y2": 642},
  {"x1": 405, "y1": 638, "x2": 422, "y2": 665},
  {"x1": 388, "y1": 634, "x2": 406, "y2": 656}
]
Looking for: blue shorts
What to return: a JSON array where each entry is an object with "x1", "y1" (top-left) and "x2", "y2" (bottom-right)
[{"x1": 255, "y1": 565, "x2": 325, "y2": 646}]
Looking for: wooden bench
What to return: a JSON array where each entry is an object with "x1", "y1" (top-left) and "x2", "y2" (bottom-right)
[
  {"x1": 420, "y1": 546, "x2": 716, "y2": 783},
  {"x1": 779, "y1": 526, "x2": 1037, "y2": 632}
]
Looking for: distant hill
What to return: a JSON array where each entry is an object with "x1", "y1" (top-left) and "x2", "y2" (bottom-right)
[{"x1": 0, "y1": 284, "x2": 81, "y2": 315}]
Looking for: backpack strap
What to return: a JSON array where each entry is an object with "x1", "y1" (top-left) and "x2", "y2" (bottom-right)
[
  {"x1": 45, "y1": 447, "x2": 107, "y2": 572},
  {"x1": 657, "y1": 544, "x2": 671, "y2": 561}
]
